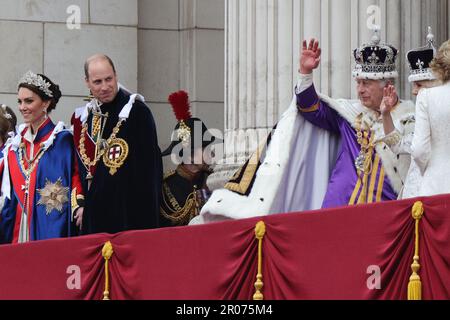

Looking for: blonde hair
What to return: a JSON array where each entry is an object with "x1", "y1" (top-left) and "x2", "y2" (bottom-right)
[{"x1": 430, "y1": 40, "x2": 450, "y2": 83}]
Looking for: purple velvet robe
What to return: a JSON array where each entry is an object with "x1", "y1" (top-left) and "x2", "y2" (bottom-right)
[{"x1": 296, "y1": 84, "x2": 397, "y2": 208}]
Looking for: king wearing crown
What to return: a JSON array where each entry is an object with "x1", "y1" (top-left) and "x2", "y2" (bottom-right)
[
  {"x1": 197, "y1": 29, "x2": 417, "y2": 225},
  {"x1": 292, "y1": 29, "x2": 415, "y2": 208}
]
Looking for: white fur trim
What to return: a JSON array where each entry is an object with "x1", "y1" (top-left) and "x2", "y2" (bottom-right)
[
  {"x1": 318, "y1": 93, "x2": 415, "y2": 193},
  {"x1": 198, "y1": 102, "x2": 298, "y2": 221},
  {"x1": 42, "y1": 122, "x2": 67, "y2": 150},
  {"x1": 352, "y1": 71, "x2": 399, "y2": 80},
  {"x1": 77, "y1": 101, "x2": 95, "y2": 124},
  {"x1": 408, "y1": 72, "x2": 436, "y2": 83},
  {"x1": 196, "y1": 96, "x2": 339, "y2": 223},
  {"x1": 119, "y1": 94, "x2": 145, "y2": 120},
  {"x1": 74, "y1": 105, "x2": 88, "y2": 122},
  {"x1": 74, "y1": 92, "x2": 145, "y2": 123}
]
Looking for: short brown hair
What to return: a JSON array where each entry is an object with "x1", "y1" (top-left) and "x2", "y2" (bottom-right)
[
  {"x1": 430, "y1": 40, "x2": 450, "y2": 82},
  {"x1": 84, "y1": 54, "x2": 117, "y2": 79}
]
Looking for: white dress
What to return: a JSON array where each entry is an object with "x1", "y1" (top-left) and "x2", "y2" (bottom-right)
[
  {"x1": 381, "y1": 110, "x2": 418, "y2": 199},
  {"x1": 411, "y1": 82, "x2": 450, "y2": 197},
  {"x1": 385, "y1": 129, "x2": 422, "y2": 199}
]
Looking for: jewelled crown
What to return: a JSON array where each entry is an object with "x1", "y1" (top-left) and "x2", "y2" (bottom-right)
[
  {"x1": 18, "y1": 71, "x2": 53, "y2": 98},
  {"x1": 406, "y1": 27, "x2": 437, "y2": 82},
  {"x1": 352, "y1": 28, "x2": 399, "y2": 80}
]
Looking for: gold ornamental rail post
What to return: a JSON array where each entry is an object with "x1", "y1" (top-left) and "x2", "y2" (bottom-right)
[
  {"x1": 253, "y1": 221, "x2": 266, "y2": 300},
  {"x1": 102, "y1": 241, "x2": 114, "y2": 300},
  {"x1": 408, "y1": 201, "x2": 424, "y2": 300}
]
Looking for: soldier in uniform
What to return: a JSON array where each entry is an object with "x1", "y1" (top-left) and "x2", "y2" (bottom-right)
[{"x1": 160, "y1": 90, "x2": 218, "y2": 227}]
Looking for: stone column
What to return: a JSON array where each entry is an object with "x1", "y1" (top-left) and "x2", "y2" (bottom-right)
[
  {"x1": 208, "y1": 0, "x2": 298, "y2": 190},
  {"x1": 209, "y1": 0, "x2": 449, "y2": 190},
  {"x1": 138, "y1": 0, "x2": 225, "y2": 172}
]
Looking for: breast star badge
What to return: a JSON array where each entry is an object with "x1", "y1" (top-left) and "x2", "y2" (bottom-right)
[{"x1": 37, "y1": 178, "x2": 70, "y2": 215}]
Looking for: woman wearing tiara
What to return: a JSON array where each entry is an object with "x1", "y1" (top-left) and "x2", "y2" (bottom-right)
[{"x1": 0, "y1": 71, "x2": 84, "y2": 243}]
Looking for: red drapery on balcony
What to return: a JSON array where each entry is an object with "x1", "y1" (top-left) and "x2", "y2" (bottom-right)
[{"x1": 0, "y1": 194, "x2": 450, "y2": 300}]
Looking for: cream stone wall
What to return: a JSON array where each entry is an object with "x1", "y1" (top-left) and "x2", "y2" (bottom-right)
[{"x1": 0, "y1": 0, "x2": 225, "y2": 173}]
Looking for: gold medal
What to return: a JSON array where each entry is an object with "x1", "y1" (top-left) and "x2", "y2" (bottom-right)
[{"x1": 102, "y1": 138, "x2": 129, "y2": 175}]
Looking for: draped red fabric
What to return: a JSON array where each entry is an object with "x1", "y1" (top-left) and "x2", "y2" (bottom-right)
[
  {"x1": 0, "y1": 194, "x2": 450, "y2": 300},
  {"x1": 0, "y1": 233, "x2": 109, "y2": 299},
  {"x1": 417, "y1": 194, "x2": 450, "y2": 299}
]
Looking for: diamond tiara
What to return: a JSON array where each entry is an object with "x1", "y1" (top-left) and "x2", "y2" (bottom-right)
[{"x1": 18, "y1": 71, "x2": 53, "y2": 98}]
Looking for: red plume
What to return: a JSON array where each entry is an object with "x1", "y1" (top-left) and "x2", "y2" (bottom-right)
[{"x1": 168, "y1": 90, "x2": 192, "y2": 122}]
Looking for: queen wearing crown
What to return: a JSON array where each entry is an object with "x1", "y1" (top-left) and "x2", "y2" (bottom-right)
[
  {"x1": 380, "y1": 27, "x2": 443, "y2": 199},
  {"x1": 410, "y1": 40, "x2": 450, "y2": 197},
  {"x1": 0, "y1": 71, "x2": 84, "y2": 243}
]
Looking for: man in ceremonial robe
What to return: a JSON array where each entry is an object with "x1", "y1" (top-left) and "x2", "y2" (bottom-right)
[
  {"x1": 71, "y1": 54, "x2": 163, "y2": 234},
  {"x1": 193, "y1": 29, "x2": 414, "y2": 224},
  {"x1": 294, "y1": 32, "x2": 415, "y2": 207}
]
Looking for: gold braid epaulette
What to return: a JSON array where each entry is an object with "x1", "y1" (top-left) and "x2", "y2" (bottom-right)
[{"x1": 161, "y1": 182, "x2": 199, "y2": 225}]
